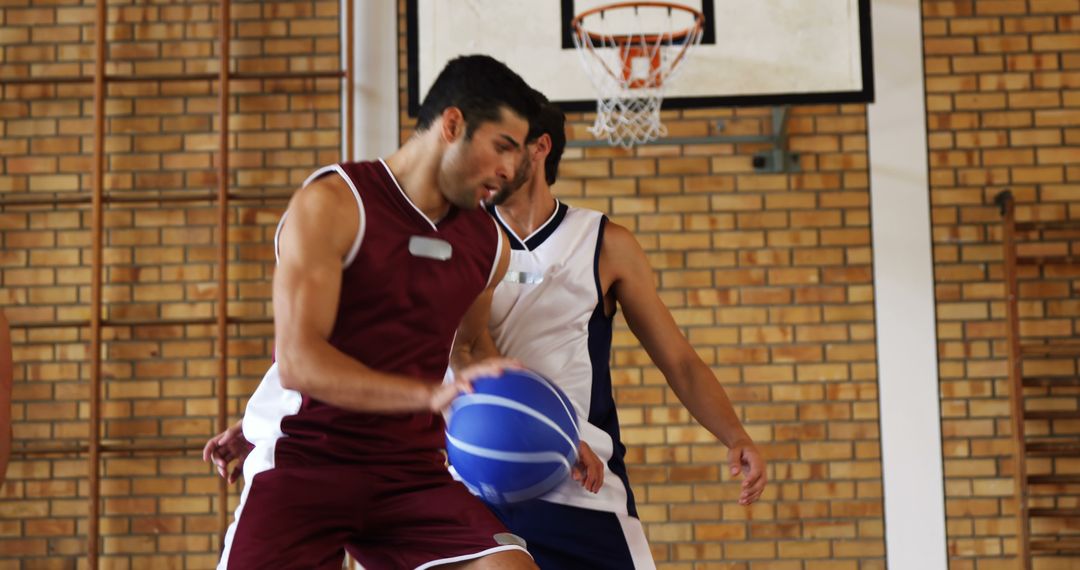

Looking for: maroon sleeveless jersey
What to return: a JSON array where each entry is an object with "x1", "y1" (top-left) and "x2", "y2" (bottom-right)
[{"x1": 271, "y1": 160, "x2": 500, "y2": 468}]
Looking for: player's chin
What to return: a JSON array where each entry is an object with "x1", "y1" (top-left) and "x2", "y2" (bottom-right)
[
  {"x1": 478, "y1": 187, "x2": 506, "y2": 207},
  {"x1": 451, "y1": 194, "x2": 482, "y2": 210}
]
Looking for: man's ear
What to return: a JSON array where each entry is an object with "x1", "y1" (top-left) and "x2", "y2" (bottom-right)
[
  {"x1": 440, "y1": 107, "x2": 466, "y2": 143},
  {"x1": 535, "y1": 133, "x2": 552, "y2": 159}
]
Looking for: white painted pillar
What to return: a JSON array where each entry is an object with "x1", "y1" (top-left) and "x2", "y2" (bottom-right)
[
  {"x1": 345, "y1": 0, "x2": 400, "y2": 160},
  {"x1": 868, "y1": 1, "x2": 949, "y2": 568}
]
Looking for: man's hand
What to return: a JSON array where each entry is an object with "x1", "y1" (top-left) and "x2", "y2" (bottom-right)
[
  {"x1": 728, "y1": 441, "x2": 766, "y2": 505},
  {"x1": 429, "y1": 358, "x2": 522, "y2": 412},
  {"x1": 203, "y1": 420, "x2": 253, "y2": 484},
  {"x1": 571, "y1": 440, "x2": 604, "y2": 493}
]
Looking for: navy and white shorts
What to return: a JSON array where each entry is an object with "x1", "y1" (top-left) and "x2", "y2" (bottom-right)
[{"x1": 486, "y1": 500, "x2": 655, "y2": 570}]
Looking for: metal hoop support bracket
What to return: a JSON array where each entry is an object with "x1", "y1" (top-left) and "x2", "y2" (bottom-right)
[{"x1": 565, "y1": 105, "x2": 799, "y2": 174}]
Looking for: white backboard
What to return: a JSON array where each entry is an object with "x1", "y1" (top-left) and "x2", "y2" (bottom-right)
[{"x1": 406, "y1": 0, "x2": 873, "y2": 114}]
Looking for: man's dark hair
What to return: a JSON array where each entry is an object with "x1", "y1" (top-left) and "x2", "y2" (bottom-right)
[
  {"x1": 526, "y1": 97, "x2": 567, "y2": 186},
  {"x1": 416, "y1": 55, "x2": 540, "y2": 138}
]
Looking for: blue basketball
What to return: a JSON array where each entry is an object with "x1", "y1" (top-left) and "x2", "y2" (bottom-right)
[{"x1": 446, "y1": 368, "x2": 579, "y2": 504}]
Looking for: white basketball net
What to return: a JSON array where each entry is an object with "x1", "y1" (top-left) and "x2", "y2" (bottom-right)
[{"x1": 572, "y1": 4, "x2": 704, "y2": 148}]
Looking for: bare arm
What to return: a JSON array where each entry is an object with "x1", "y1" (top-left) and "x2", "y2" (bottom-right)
[
  {"x1": 273, "y1": 175, "x2": 447, "y2": 413},
  {"x1": 449, "y1": 231, "x2": 510, "y2": 374},
  {"x1": 429, "y1": 230, "x2": 520, "y2": 411},
  {"x1": 0, "y1": 311, "x2": 12, "y2": 487},
  {"x1": 602, "y1": 222, "x2": 766, "y2": 505}
]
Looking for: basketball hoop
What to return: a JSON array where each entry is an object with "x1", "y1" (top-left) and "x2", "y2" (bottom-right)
[{"x1": 571, "y1": 2, "x2": 705, "y2": 148}]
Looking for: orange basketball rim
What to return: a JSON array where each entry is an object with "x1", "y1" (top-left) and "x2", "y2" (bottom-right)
[{"x1": 571, "y1": 1, "x2": 704, "y2": 90}]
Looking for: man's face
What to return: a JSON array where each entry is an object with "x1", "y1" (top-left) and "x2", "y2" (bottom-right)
[
  {"x1": 488, "y1": 141, "x2": 537, "y2": 207},
  {"x1": 438, "y1": 107, "x2": 529, "y2": 210}
]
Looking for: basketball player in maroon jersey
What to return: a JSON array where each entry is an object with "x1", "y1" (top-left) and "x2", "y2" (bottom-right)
[{"x1": 208, "y1": 55, "x2": 542, "y2": 569}]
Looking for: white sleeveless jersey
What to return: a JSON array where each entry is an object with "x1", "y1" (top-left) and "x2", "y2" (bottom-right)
[{"x1": 488, "y1": 202, "x2": 638, "y2": 516}]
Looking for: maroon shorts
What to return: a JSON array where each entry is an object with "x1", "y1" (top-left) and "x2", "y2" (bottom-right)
[{"x1": 220, "y1": 464, "x2": 527, "y2": 569}]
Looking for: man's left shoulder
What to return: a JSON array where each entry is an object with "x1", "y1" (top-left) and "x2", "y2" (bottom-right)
[{"x1": 561, "y1": 203, "x2": 606, "y2": 226}]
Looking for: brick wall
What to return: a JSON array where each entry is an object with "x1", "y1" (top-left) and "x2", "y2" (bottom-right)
[
  {"x1": 923, "y1": 0, "x2": 1080, "y2": 568},
  {"x1": 1, "y1": 0, "x2": 341, "y2": 568},
  {"x1": 1, "y1": 0, "x2": 1076, "y2": 569}
]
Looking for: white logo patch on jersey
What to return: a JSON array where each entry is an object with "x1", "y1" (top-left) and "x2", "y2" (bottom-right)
[
  {"x1": 408, "y1": 235, "x2": 453, "y2": 260},
  {"x1": 504, "y1": 271, "x2": 544, "y2": 284}
]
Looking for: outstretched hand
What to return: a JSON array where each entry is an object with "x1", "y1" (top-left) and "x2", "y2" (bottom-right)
[
  {"x1": 572, "y1": 440, "x2": 604, "y2": 493},
  {"x1": 728, "y1": 441, "x2": 766, "y2": 505},
  {"x1": 203, "y1": 420, "x2": 253, "y2": 484}
]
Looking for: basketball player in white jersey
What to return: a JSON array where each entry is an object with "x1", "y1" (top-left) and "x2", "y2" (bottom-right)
[{"x1": 450, "y1": 99, "x2": 767, "y2": 569}]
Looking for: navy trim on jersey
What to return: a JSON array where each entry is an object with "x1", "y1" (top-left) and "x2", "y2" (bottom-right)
[
  {"x1": 586, "y1": 216, "x2": 637, "y2": 517},
  {"x1": 485, "y1": 500, "x2": 637, "y2": 570},
  {"x1": 523, "y1": 202, "x2": 568, "y2": 250},
  {"x1": 487, "y1": 204, "x2": 524, "y2": 250},
  {"x1": 487, "y1": 202, "x2": 569, "y2": 252},
  {"x1": 592, "y1": 216, "x2": 607, "y2": 307}
]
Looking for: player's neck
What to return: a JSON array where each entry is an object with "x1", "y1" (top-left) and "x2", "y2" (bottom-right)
[
  {"x1": 496, "y1": 178, "x2": 556, "y2": 237},
  {"x1": 383, "y1": 138, "x2": 451, "y2": 222}
]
